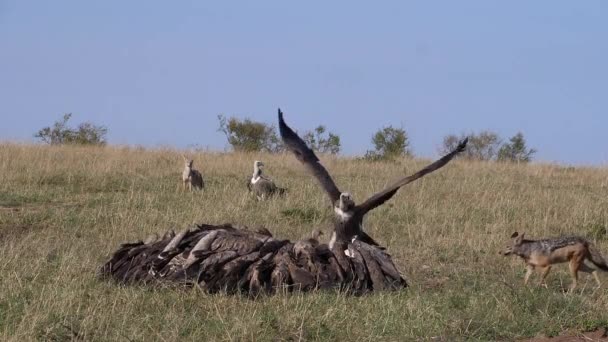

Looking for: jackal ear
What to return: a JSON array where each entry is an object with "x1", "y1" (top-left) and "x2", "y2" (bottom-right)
[
  {"x1": 510, "y1": 232, "x2": 519, "y2": 238},
  {"x1": 514, "y1": 232, "x2": 525, "y2": 244}
]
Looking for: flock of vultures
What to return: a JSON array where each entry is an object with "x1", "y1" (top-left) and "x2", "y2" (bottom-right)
[{"x1": 99, "y1": 110, "x2": 469, "y2": 296}]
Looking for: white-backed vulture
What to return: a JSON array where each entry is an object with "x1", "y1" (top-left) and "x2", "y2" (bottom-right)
[{"x1": 248, "y1": 160, "x2": 286, "y2": 200}]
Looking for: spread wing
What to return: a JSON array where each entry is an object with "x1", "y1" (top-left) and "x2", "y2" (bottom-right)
[
  {"x1": 356, "y1": 137, "x2": 468, "y2": 215},
  {"x1": 278, "y1": 109, "x2": 341, "y2": 203}
]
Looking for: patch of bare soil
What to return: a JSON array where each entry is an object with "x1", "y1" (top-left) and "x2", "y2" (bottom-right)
[{"x1": 520, "y1": 328, "x2": 608, "y2": 342}]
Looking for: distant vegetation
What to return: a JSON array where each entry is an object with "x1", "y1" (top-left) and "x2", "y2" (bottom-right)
[
  {"x1": 216, "y1": 116, "x2": 417, "y2": 161},
  {"x1": 33, "y1": 112, "x2": 537, "y2": 164},
  {"x1": 35, "y1": 113, "x2": 107, "y2": 146},
  {"x1": 441, "y1": 131, "x2": 501, "y2": 161},
  {"x1": 364, "y1": 126, "x2": 410, "y2": 161},
  {"x1": 302, "y1": 125, "x2": 341, "y2": 155},
  {"x1": 497, "y1": 132, "x2": 537, "y2": 163},
  {"x1": 217, "y1": 114, "x2": 282, "y2": 153},
  {"x1": 441, "y1": 131, "x2": 536, "y2": 163},
  {"x1": 218, "y1": 114, "x2": 341, "y2": 155}
]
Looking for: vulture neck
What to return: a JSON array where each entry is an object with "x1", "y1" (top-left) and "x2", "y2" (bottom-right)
[
  {"x1": 251, "y1": 167, "x2": 262, "y2": 183},
  {"x1": 334, "y1": 206, "x2": 354, "y2": 221}
]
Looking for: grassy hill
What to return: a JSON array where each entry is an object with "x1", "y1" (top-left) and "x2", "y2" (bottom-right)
[{"x1": 1, "y1": 143, "x2": 607, "y2": 341}]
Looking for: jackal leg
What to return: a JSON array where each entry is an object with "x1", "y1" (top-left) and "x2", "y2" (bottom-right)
[
  {"x1": 524, "y1": 265, "x2": 534, "y2": 285},
  {"x1": 538, "y1": 266, "x2": 551, "y2": 288},
  {"x1": 578, "y1": 263, "x2": 601, "y2": 287},
  {"x1": 568, "y1": 258, "x2": 582, "y2": 290},
  {"x1": 592, "y1": 271, "x2": 601, "y2": 288}
]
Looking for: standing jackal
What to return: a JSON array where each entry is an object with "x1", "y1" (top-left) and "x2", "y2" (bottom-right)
[
  {"x1": 502, "y1": 232, "x2": 608, "y2": 290},
  {"x1": 182, "y1": 157, "x2": 204, "y2": 191}
]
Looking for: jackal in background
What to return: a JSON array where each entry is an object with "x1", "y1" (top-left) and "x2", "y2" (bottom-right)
[
  {"x1": 502, "y1": 232, "x2": 608, "y2": 290},
  {"x1": 182, "y1": 157, "x2": 204, "y2": 191}
]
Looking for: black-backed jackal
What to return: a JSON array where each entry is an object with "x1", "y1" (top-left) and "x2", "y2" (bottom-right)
[
  {"x1": 182, "y1": 156, "x2": 204, "y2": 191},
  {"x1": 502, "y1": 232, "x2": 608, "y2": 290}
]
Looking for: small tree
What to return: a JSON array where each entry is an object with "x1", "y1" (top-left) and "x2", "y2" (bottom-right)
[
  {"x1": 497, "y1": 132, "x2": 536, "y2": 163},
  {"x1": 365, "y1": 126, "x2": 410, "y2": 159},
  {"x1": 217, "y1": 114, "x2": 281, "y2": 152},
  {"x1": 302, "y1": 125, "x2": 341, "y2": 154},
  {"x1": 35, "y1": 113, "x2": 107, "y2": 145},
  {"x1": 441, "y1": 131, "x2": 500, "y2": 161}
]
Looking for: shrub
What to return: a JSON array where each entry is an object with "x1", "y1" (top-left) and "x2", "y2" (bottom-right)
[
  {"x1": 34, "y1": 113, "x2": 107, "y2": 146},
  {"x1": 441, "y1": 131, "x2": 500, "y2": 161},
  {"x1": 497, "y1": 132, "x2": 536, "y2": 163},
  {"x1": 365, "y1": 126, "x2": 410, "y2": 160},
  {"x1": 302, "y1": 125, "x2": 341, "y2": 154},
  {"x1": 217, "y1": 114, "x2": 282, "y2": 152}
]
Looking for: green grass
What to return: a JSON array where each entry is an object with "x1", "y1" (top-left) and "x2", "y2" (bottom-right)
[{"x1": 1, "y1": 143, "x2": 607, "y2": 341}]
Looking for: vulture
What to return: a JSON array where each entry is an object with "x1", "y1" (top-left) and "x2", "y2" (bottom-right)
[
  {"x1": 99, "y1": 223, "x2": 406, "y2": 295},
  {"x1": 278, "y1": 109, "x2": 468, "y2": 250},
  {"x1": 99, "y1": 109, "x2": 466, "y2": 296},
  {"x1": 247, "y1": 160, "x2": 286, "y2": 200}
]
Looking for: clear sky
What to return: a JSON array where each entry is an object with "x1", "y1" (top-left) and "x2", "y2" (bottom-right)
[{"x1": 1, "y1": 1, "x2": 606, "y2": 165}]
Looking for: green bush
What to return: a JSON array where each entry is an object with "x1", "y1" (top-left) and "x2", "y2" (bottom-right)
[{"x1": 34, "y1": 113, "x2": 107, "y2": 146}]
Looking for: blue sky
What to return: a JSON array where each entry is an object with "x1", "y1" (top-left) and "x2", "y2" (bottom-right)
[{"x1": 1, "y1": 1, "x2": 606, "y2": 165}]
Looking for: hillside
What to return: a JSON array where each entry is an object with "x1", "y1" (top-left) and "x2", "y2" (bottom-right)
[{"x1": 1, "y1": 143, "x2": 607, "y2": 341}]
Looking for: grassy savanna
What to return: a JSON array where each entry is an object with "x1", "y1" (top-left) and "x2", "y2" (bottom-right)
[{"x1": 1, "y1": 143, "x2": 608, "y2": 341}]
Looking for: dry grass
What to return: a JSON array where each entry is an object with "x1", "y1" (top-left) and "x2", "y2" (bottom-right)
[{"x1": 1, "y1": 143, "x2": 608, "y2": 341}]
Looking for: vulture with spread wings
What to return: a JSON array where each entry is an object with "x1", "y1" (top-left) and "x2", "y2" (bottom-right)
[{"x1": 278, "y1": 109, "x2": 468, "y2": 249}]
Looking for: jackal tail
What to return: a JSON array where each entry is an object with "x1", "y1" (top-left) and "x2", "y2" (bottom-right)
[{"x1": 587, "y1": 243, "x2": 608, "y2": 272}]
